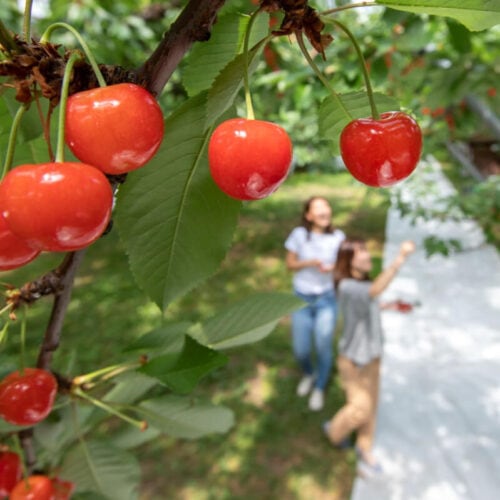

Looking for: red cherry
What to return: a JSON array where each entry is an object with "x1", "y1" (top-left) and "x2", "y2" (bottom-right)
[
  {"x1": 9, "y1": 475, "x2": 55, "y2": 500},
  {"x1": 396, "y1": 300, "x2": 413, "y2": 313},
  {"x1": 0, "y1": 215, "x2": 40, "y2": 271},
  {"x1": 65, "y1": 83, "x2": 164, "y2": 174},
  {"x1": 0, "y1": 368, "x2": 57, "y2": 426},
  {"x1": 0, "y1": 162, "x2": 113, "y2": 252},
  {"x1": 0, "y1": 450, "x2": 22, "y2": 497},
  {"x1": 340, "y1": 111, "x2": 422, "y2": 187},
  {"x1": 208, "y1": 118, "x2": 292, "y2": 200},
  {"x1": 51, "y1": 477, "x2": 75, "y2": 500}
]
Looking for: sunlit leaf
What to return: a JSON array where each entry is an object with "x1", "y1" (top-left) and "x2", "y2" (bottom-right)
[
  {"x1": 182, "y1": 12, "x2": 268, "y2": 97},
  {"x1": 207, "y1": 44, "x2": 265, "y2": 125},
  {"x1": 377, "y1": 0, "x2": 500, "y2": 31},
  {"x1": 189, "y1": 292, "x2": 304, "y2": 350},
  {"x1": 115, "y1": 93, "x2": 241, "y2": 310}
]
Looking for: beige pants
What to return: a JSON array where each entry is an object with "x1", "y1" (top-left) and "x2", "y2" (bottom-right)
[{"x1": 326, "y1": 355, "x2": 381, "y2": 454}]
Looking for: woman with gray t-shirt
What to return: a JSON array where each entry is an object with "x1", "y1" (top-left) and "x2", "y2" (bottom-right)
[
  {"x1": 285, "y1": 197, "x2": 345, "y2": 411},
  {"x1": 323, "y1": 238, "x2": 415, "y2": 478}
]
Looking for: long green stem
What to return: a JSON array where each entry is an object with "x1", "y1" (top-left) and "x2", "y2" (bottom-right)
[
  {"x1": 19, "y1": 306, "x2": 27, "y2": 373},
  {"x1": 11, "y1": 434, "x2": 29, "y2": 481},
  {"x1": 323, "y1": 17, "x2": 379, "y2": 119},
  {"x1": 40, "y1": 22, "x2": 106, "y2": 88},
  {"x1": 56, "y1": 51, "x2": 81, "y2": 163},
  {"x1": 243, "y1": 10, "x2": 261, "y2": 120},
  {"x1": 295, "y1": 30, "x2": 353, "y2": 120},
  {"x1": 73, "y1": 386, "x2": 147, "y2": 430},
  {"x1": 1, "y1": 105, "x2": 27, "y2": 179},
  {"x1": 0, "y1": 321, "x2": 9, "y2": 345},
  {"x1": 23, "y1": 0, "x2": 33, "y2": 42},
  {"x1": 321, "y1": 1, "x2": 377, "y2": 16}
]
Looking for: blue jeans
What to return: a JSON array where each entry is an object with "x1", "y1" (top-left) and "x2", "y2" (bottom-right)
[{"x1": 292, "y1": 289, "x2": 337, "y2": 390}]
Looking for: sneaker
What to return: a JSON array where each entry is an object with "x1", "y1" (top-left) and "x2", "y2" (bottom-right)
[
  {"x1": 308, "y1": 388, "x2": 324, "y2": 411},
  {"x1": 355, "y1": 447, "x2": 384, "y2": 480},
  {"x1": 296, "y1": 375, "x2": 315, "y2": 397}
]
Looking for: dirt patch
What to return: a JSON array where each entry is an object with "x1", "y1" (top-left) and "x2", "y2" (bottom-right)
[{"x1": 469, "y1": 139, "x2": 500, "y2": 177}]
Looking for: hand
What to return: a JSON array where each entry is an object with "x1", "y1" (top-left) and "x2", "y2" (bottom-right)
[
  {"x1": 399, "y1": 240, "x2": 416, "y2": 258},
  {"x1": 319, "y1": 263, "x2": 334, "y2": 273}
]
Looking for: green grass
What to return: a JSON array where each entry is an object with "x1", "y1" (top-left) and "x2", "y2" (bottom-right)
[{"x1": 1, "y1": 171, "x2": 390, "y2": 499}]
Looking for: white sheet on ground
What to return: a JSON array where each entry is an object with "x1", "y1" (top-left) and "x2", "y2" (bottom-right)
[{"x1": 351, "y1": 157, "x2": 500, "y2": 500}]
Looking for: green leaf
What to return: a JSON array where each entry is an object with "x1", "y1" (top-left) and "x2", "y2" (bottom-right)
[
  {"x1": 122, "y1": 321, "x2": 191, "y2": 354},
  {"x1": 10, "y1": 136, "x2": 52, "y2": 165},
  {"x1": 35, "y1": 405, "x2": 95, "y2": 458},
  {"x1": 207, "y1": 44, "x2": 264, "y2": 125},
  {"x1": 102, "y1": 372, "x2": 158, "y2": 405},
  {"x1": 60, "y1": 440, "x2": 141, "y2": 500},
  {"x1": 189, "y1": 292, "x2": 304, "y2": 350},
  {"x1": 447, "y1": 19, "x2": 473, "y2": 53},
  {"x1": 182, "y1": 14, "x2": 242, "y2": 97},
  {"x1": 377, "y1": 0, "x2": 500, "y2": 31},
  {"x1": 109, "y1": 425, "x2": 161, "y2": 451},
  {"x1": 115, "y1": 93, "x2": 241, "y2": 310},
  {"x1": 135, "y1": 395, "x2": 234, "y2": 439},
  {"x1": 318, "y1": 91, "x2": 399, "y2": 155},
  {"x1": 139, "y1": 335, "x2": 228, "y2": 394}
]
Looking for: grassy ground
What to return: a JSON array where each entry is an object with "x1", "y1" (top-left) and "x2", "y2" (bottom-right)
[{"x1": 1, "y1": 171, "x2": 390, "y2": 499}]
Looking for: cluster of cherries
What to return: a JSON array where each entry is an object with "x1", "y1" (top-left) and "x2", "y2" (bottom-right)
[
  {"x1": 0, "y1": 368, "x2": 73, "y2": 499},
  {"x1": 0, "y1": 80, "x2": 423, "y2": 269},
  {"x1": 207, "y1": 111, "x2": 422, "y2": 201},
  {"x1": 0, "y1": 83, "x2": 164, "y2": 496},
  {"x1": 0, "y1": 83, "x2": 164, "y2": 272},
  {"x1": 0, "y1": 451, "x2": 73, "y2": 499}
]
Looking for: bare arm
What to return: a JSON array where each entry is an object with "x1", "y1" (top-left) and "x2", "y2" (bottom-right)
[
  {"x1": 369, "y1": 241, "x2": 416, "y2": 297},
  {"x1": 286, "y1": 251, "x2": 322, "y2": 271}
]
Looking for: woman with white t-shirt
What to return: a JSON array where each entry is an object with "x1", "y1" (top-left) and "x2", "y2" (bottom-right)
[{"x1": 285, "y1": 197, "x2": 346, "y2": 411}]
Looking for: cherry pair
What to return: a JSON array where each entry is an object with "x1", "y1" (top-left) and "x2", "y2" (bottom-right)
[{"x1": 0, "y1": 83, "x2": 164, "y2": 271}]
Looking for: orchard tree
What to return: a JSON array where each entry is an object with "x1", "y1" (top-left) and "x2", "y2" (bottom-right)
[{"x1": 0, "y1": 0, "x2": 499, "y2": 497}]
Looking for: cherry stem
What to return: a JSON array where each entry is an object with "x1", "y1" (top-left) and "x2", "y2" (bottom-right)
[
  {"x1": 321, "y1": 1, "x2": 377, "y2": 16},
  {"x1": 23, "y1": 0, "x2": 33, "y2": 42},
  {"x1": 19, "y1": 306, "x2": 27, "y2": 374},
  {"x1": 0, "y1": 20, "x2": 18, "y2": 54},
  {"x1": 73, "y1": 386, "x2": 147, "y2": 430},
  {"x1": 0, "y1": 303, "x2": 13, "y2": 317},
  {"x1": 73, "y1": 362, "x2": 140, "y2": 388},
  {"x1": 11, "y1": 434, "x2": 29, "y2": 481},
  {"x1": 243, "y1": 10, "x2": 262, "y2": 120},
  {"x1": 40, "y1": 22, "x2": 107, "y2": 88},
  {"x1": 324, "y1": 17, "x2": 379, "y2": 120},
  {"x1": 1, "y1": 105, "x2": 27, "y2": 180},
  {"x1": 295, "y1": 30, "x2": 353, "y2": 121},
  {"x1": 55, "y1": 51, "x2": 81, "y2": 163},
  {"x1": 0, "y1": 321, "x2": 9, "y2": 345}
]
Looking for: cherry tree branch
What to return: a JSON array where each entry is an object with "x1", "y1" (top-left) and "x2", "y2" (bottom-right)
[
  {"x1": 138, "y1": 0, "x2": 226, "y2": 95},
  {"x1": 36, "y1": 250, "x2": 87, "y2": 370}
]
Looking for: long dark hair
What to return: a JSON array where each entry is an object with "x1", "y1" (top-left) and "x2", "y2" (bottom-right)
[
  {"x1": 300, "y1": 196, "x2": 334, "y2": 235},
  {"x1": 334, "y1": 238, "x2": 368, "y2": 289}
]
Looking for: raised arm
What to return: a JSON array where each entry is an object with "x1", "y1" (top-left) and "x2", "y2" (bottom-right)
[{"x1": 369, "y1": 241, "x2": 416, "y2": 297}]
